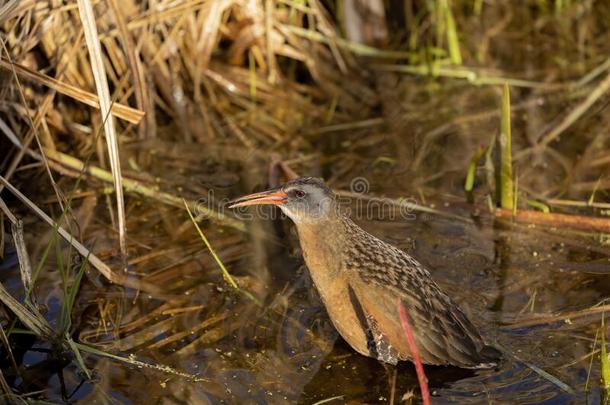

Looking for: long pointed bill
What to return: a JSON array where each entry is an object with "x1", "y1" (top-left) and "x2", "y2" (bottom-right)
[{"x1": 228, "y1": 189, "x2": 288, "y2": 208}]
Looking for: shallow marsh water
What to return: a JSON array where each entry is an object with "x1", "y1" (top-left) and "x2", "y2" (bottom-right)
[
  {"x1": 2, "y1": 166, "x2": 609, "y2": 404},
  {"x1": 3, "y1": 1, "x2": 610, "y2": 403}
]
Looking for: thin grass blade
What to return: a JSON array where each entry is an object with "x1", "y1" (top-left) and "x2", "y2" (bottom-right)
[
  {"x1": 183, "y1": 199, "x2": 261, "y2": 305},
  {"x1": 601, "y1": 314, "x2": 610, "y2": 393},
  {"x1": 75, "y1": 342, "x2": 206, "y2": 381},
  {"x1": 66, "y1": 336, "x2": 91, "y2": 379},
  {"x1": 499, "y1": 82, "x2": 514, "y2": 209},
  {"x1": 441, "y1": 0, "x2": 462, "y2": 65},
  {"x1": 464, "y1": 145, "x2": 485, "y2": 202}
]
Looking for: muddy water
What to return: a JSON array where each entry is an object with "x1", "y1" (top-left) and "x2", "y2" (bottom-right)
[{"x1": 2, "y1": 170, "x2": 609, "y2": 404}]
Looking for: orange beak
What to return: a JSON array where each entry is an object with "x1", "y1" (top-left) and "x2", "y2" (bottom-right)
[{"x1": 228, "y1": 189, "x2": 288, "y2": 208}]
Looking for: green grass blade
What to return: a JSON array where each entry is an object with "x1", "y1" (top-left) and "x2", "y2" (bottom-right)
[
  {"x1": 585, "y1": 327, "x2": 599, "y2": 392},
  {"x1": 464, "y1": 145, "x2": 485, "y2": 194},
  {"x1": 513, "y1": 170, "x2": 518, "y2": 216},
  {"x1": 60, "y1": 255, "x2": 88, "y2": 335},
  {"x1": 602, "y1": 314, "x2": 610, "y2": 393},
  {"x1": 526, "y1": 199, "x2": 550, "y2": 213},
  {"x1": 182, "y1": 199, "x2": 262, "y2": 306},
  {"x1": 184, "y1": 200, "x2": 238, "y2": 289},
  {"x1": 441, "y1": 0, "x2": 462, "y2": 65},
  {"x1": 499, "y1": 82, "x2": 514, "y2": 209},
  {"x1": 66, "y1": 335, "x2": 91, "y2": 379},
  {"x1": 55, "y1": 232, "x2": 68, "y2": 335},
  {"x1": 473, "y1": 0, "x2": 483, "y2": 15},
  {"x1": 588, "y1": 177, "x2": 601, "y2": 206}
]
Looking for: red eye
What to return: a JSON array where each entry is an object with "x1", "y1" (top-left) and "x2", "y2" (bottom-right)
[{"x1": 294, "y1": 189, "x2": 306, "y2": 198}]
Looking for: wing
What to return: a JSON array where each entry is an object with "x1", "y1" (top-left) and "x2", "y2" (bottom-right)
[
  {"x1": 342, "y1": 219, "x2": 499, "y2": 368},
  {"x1": 346, "y1": 285, "x2": 400, "y2": 365}
]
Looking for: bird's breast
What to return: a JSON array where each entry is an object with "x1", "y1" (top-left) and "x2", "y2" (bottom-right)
[{"x1": 295, "y1": 223, "x2": 370, "y2": 357}]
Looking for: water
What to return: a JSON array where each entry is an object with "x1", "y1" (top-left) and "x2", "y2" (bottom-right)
[
  {"x1": 2, "y1": 169, "x2": 608, "y2": 403},
  {"x1": 3, "y1": 0, "x2": 610, "y2": 402}
]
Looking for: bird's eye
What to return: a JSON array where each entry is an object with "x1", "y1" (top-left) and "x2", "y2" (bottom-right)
[{"x1": 294, "y1": 189, "x2": 306, "y2": 198}]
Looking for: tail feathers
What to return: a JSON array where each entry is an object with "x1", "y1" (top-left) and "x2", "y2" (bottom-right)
[{"x1": 472, "y1": 345, "x2": 502, "y2": 369}]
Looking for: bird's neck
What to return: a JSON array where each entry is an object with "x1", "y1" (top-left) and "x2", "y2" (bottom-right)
[{"x1": 293, "y1": 216, "x2": 347, "y2": 276}]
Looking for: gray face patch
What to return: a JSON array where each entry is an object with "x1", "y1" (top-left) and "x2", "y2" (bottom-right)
[{"x1": 280, "y1": 183, "x2": 336, "y2": 223}]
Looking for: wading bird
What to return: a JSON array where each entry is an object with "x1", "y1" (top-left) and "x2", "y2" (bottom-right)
[{"x1": 230, "y1": 177, "x2": 499, "y2": 368}]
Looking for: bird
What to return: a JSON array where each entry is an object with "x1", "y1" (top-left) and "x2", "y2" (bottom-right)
[{"x1": 229, "y1": 176, "x2": 500, "y2": 368}]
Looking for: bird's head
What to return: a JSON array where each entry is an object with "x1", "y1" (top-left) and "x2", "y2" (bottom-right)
[{"x1": 229, "y1": 177, "x2": 337, "y2": 223}]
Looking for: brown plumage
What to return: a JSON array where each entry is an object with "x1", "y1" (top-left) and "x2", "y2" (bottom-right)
[{"x1": 230, "y1": 177, "x2": 500, "y2": 368}]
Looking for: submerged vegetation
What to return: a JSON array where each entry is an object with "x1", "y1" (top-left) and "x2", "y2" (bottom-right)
[{"x1": 0, "y1": 0, "x2": 610, "y2": 403}]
